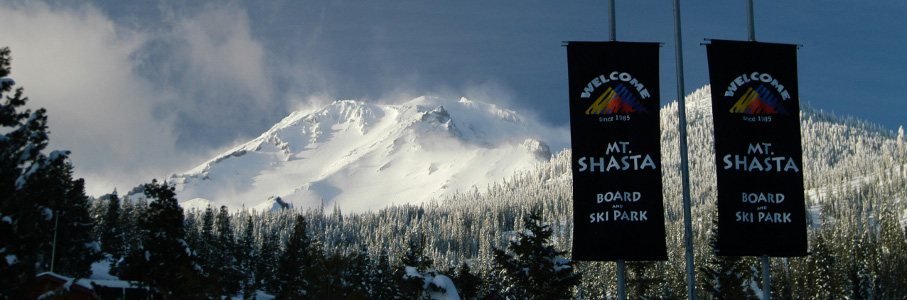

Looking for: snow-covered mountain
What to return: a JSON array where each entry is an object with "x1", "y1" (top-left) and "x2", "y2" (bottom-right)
[{"x1": 166, "y1": 96, "x2": 562, "y2": 212}]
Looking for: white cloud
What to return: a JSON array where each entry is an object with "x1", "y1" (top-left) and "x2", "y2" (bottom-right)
[
  {"x1": 0, "y1": 2, "x2": 179, "y2": 194},
  {"x1": 162, "y1": 3, "x2": 272, "y2": 108},
  {"x1": 0, "y1": 1, "x2": 278, "y2": 196}
]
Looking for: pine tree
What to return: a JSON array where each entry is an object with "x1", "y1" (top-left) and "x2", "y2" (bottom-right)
[
  {"x1": 259, "y1": 229, "x2": 281, "y2": 295},
  {"x1": 275, "y1": 214, "x2": 322, "y2": 299},
  {"x1": 1, "y1": 46, "x2": 47, "y2": 298},
  {"x1": 627, "y1": 261, "x2": 664, "y2": 299},
  {"x1": 875, "y1": 208, "x2": 907, "y2": 298},
  {"x1": 698, "y1": 212, "x2": 759, "y2": 300},
  {"x1": 199, "y1": 205, "x2": 215, "y2": 261},
  {"x1": 100, "y1": 191, "x2": 124, "y2": 259},
  {"x1": 119, "y1": 180, "x2": 205, "y2": 298},
  {"x1": 1, "y1": 47, "x2": 100, "y2": 297},
  {"x1": 212, "y1": 205, "x2": 242, "y2": 297},
  {"x1": 345, "y1": 246, "x2": 373, "y2": 299},
  {"x1": 802, "y1": 226, "x2": 840, "y2": 299},
  {"x1": 396, "y1": 234, "x2": 434, "y2": 299},
  {"x1": 453, "y1": 262, "x2": 481, "y2": 300},
  {"x1": 371, "y1": 249, "x2": 398, "y2": 299},
  {"x1": 238, "y1": 215, "x2": 258, "y2": 299},
  {"x1": 493, "y1": 207, "x2": 579, "y2": 299},
  {"x1": 117, "y1": 196, "x2": 145, "y2": 265},
  {"x1": 45, "y1": 165, "x2": 101, "y2": 278},
  {"x1": 317, "y1": 250, "x2": 352, "y2": 299}
]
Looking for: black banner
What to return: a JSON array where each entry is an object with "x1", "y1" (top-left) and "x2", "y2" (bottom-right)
[
  {"x1": 567, "y1": 42, "x2": 667, "y2": 261},
  {"x1": 706, "y1": 40, "x2": 808, "y2": 257}
]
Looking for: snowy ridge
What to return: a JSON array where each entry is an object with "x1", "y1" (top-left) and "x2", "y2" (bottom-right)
[{"x1": 166, "y1": 96, "x2": 557, "y2": 213}]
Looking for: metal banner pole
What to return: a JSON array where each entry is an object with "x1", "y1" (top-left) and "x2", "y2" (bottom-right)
[
  {"x1": 746, "y1": 0, "x2": 756, "y2": 41},
  {"x1": 672, "y1": 0, "x2": 696, "y2": 299},
  {"x1": 51, "y1": 212, "x2": 59, "y2": 273},
  {"x1": 617, "y1": 259, "x2": 627, "y2": 300},
  {"x1": 762, "y1": 255, "x2": 771, "y2": 299},
  {"x1": 609, "y1": 0, "x2": 616, "y2": 41},
  {"x1": 746, "y1": 1, "x2": 770, "y2": 299},
  {"x1": 609, "y1": 2, "x2": 625, "y2": 299}
]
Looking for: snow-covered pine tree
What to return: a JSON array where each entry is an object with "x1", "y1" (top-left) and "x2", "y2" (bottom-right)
[
  {"x1": 344, "y1": 245, "x2": 373, "y2": 299},
  {"x1": 199, "y1": 205, "x2": 215, "y2": 260},
  {"x1": 117, "y1": 196, "x2": 145, "y2": 263},
  {"x1": 799, "y1": 224, "x2": 841, "y2": 299},
  {"x1": 0, "y1": 47, "x2": 48, "y2": 298},
  {"x1": 100, "y1": 191, "x2": 124, "y2": 260},
  {"x1": 120, "y1": 180, "x2": 205, "y2": 298},
  {"x1": 627, "y1": 261, "x2": 665, "y2": 299},
  {"x1": 274, "y1": 214, "x2": 321, "y2": 300},
  {"x1": 697, "y1": 210, "x2": 759, "y2": 300},
  {"x1": 452, "y1": 262, "x2": 481, "y2": 300},
  {"x1": 43, "y1": 163, "x2": 101, "y2": 277},
  {"x1": 238, "y1": 215, "x2": 258, "y2": 299},
  {"x1": 401, "y1": 267, "x2": 461, "y2": 300},
  {"x1": 259, "y1": 229, "x2": 281, "y2": 294},
  {"x1": 210, "y1": 205, "x2": 242, "y2": 297},
  {"x1": 0, "y1": 47, "x2": 100, "y2": 297},
  {"x1": 371, "y1": 249, "x2": 398, "y2": 299},
  {"x1": 493, "y1": 207, "x2": 579, "y2": 300},
  {"x1": 316, "y1": 249, "x2": 355, "y2": 299},
  {"x1": 397, "y1": 233, "x2": 435, "y2": 299},
  {"x1": 875, "y1": 207, "x2": 907, "y2": 297}
]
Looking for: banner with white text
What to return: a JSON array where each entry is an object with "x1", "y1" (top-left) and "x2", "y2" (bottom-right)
[
  {"x1": 706, "y1": 40, "x2": 808, "y2": 257},
  {"x1": 567, "y1": 42, "x2": 667, "y2": 261}
]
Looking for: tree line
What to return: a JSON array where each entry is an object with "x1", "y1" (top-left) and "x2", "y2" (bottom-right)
[{"x1": 89, "y1": 186, "x2": 579, "y2": 299}]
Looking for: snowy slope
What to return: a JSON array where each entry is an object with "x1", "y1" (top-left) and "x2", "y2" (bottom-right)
[{"x1": 167, "y1": 96, "x2": 560, "y2": 213}]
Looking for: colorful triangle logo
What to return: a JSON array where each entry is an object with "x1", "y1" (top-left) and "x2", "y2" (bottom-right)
[
  {"x1": 584, "y1": 83, "x2": 648, "y2": 115},
  {"x1": 729, "y1": 84, "x2": 789, "y2": 115}
]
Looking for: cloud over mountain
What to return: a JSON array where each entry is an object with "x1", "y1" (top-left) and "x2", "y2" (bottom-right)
[{"x1": 167, "y1": 96, "x2": 567, "y2": 212}]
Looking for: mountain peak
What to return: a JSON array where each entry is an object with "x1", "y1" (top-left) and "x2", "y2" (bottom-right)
[{"x1": 168, "y1": 96, "x2": 555, "y2": 213}]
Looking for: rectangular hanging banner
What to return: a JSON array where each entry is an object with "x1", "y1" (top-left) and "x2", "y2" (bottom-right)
[
  {"x1": 706, "y1": 39, "x2": 808, "y2": 257},
  {"x1": 567, "y1": 42, "x2": 667, "y2": 261}
]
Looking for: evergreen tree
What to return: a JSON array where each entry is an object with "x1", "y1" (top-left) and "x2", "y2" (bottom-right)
[
  {"x1": 627, "y1": 261, "x2": 664, "y2": 299},
  {"x1": 396, "y1": 234, "x2": 434, "y2": 299},
  {"x1": 317, "y1": 250, "x2": 352, "y2": 299},
  {"x1": 45, "y1": 165, "x2": 101, "y2": 277},
  {"x1": 453, "y1": 262, "x2": 481, "y2": 300},
  {"x1": 345, "y1": 246, "x2": 373, "y2": 299},
  {"x1": 1, "y1": 46, "x2": 48, "y2": 298},
  {"x1": 0, "y1": 47, "x2": 99, "y2": 297},
  {"x1": 371, "y1": 249, "x2": 398, "y2": 299},
  {"x1": 212, "y1": 205, "x2": 242, "y2": 297},
  {"x1": 199, "y1": 205, "x2": 215, "y2": 261},
  {"x1": 100, "y1": 191, "x2": 124, "y2": 259},
  {"x1": 274, "y1": 215, "x2": 322, "y2": 299},
  {"x1": 118, "y1": 197, "x2": 142, "y2": 256},
  {"x1": 802, "y1": 226, "x2": 841, "y2": 299},
  {"x1": 493, "y1": 207, "x2": 579, "y2": 300},
  {"x1": 259, "y1": 229, "x2": 281, "y2": 295},
  {"x1": 238, "y1": 215, "x2": 258, "y2": 299},
  {"x1": 698, "y1": 213, "x2": 759, "y2": 300},
  {"x1": 14, "y1": 150, "x2": 100, "y2": 277},
  {"x1": 119, "y1": 180, "x2": 205, "y2": 298},
  {"x1": 401, "y1": 267, "x2": 461, "y2": 300},
  {"x1": 480, "y1": 268, "x2": 507, "y2": 300},
  {"x1": 875, "y1": 208, "x2": 907, "y2": 298}
]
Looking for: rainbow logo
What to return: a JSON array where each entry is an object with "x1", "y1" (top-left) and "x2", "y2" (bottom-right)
[
  {"x1": 729, "y1": 84, "x2": 790, "y2": 115},
  {"x1": 585, "y1": 83, "x2": 648, "y2": 115}
]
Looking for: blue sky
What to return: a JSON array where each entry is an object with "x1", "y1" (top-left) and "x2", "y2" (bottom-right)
[{"x1": 1, "y1": 0, "x2": 904, "y2": 195}]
